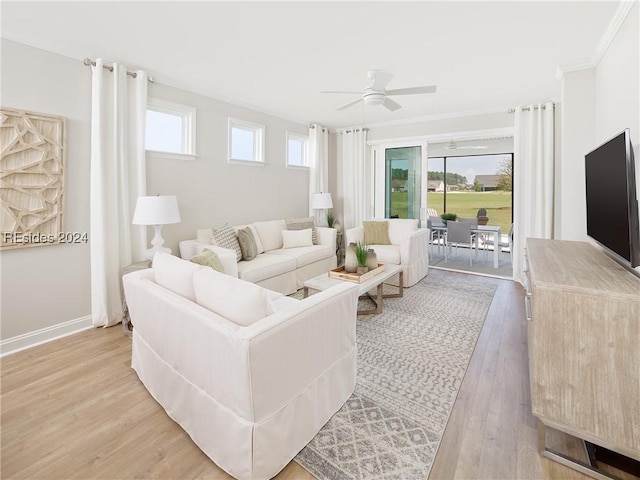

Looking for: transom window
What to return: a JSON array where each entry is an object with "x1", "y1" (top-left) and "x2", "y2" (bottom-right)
[
  {"x1": 145, "y1": 98, "x2": 196, "y2": 158},
  {"x1": 287, "y1": 133, "x2": 309, "y2": 168},
  {"x1": 228, "y1": 118, "x2": 265, "y2": 164}
]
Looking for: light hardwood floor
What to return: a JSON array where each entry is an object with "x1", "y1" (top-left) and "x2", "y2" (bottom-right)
[{"x1": 1, "y1": 269, "x2": 635, "y2": 479}]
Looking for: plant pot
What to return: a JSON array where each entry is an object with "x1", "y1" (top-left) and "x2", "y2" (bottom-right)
[{"x1": 356, "y1": 266, "x2": 369, "y2": 275}]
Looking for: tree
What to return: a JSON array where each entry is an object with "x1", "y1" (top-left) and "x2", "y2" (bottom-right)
[
  {"x1": 496, "y1": 158, "x2": 513, "y2": 191},
  {"x1": 473, "y1": 180, "x2": 481, "y2": 192}
]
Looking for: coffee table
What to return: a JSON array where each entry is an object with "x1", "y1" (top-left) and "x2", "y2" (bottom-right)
[{"x1": 303, "y1": 264, "x2": 403, "y2": 315}]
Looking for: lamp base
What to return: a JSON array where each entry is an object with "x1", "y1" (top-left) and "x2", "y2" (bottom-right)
[{"x1": 143, "y1": 224, "x2": 172, "y2": 260}]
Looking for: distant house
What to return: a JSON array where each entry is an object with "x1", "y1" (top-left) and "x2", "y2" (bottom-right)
[
  {"x1": 474, "y1": 174, "x2": 501, "y2": 191},
  {"x1": 427, "y1": 180, "x2": 445, "y2": 192},
  {"x1": 391, "y1": 179, "x2": 407, "y2": 192}
]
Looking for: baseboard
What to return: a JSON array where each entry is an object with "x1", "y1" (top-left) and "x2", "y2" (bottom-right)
[{"x1": 0, "y1": 315, "x2": 94, "y2": 357}]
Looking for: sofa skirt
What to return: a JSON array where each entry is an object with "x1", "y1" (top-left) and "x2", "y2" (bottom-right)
[{"x1": 132, "y1": 331, "x2": 357, "y2": 480}]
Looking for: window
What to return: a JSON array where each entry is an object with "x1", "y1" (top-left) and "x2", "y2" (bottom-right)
[
  {"x1": 286, "y1": 133, "x2": 309, "y2": 168},
  {"x1": 145, "y1": 98, "x2": 196, "y2": 159},
  {"x1": 228, "y1": 118, "x2": 265, "y2": 164}
]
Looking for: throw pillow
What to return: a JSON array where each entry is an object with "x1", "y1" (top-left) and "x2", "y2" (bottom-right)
[
  {"x1": 193, "y1": 268, "x2": 274, "y2": 327},
  {"x1": 152, "y1": 252, "x2": 204, "y2": 302},
  {"x1": 363, "y1": 220, "x2": 391, "y2": 245},
  {"x1": 286, "y1": 217, "x2": 317, "y2": 244},
  {"x1": 282, "y1": 228, "x2": 314, "y2": 249},
  {"x1": 212, "y1": 223, "x2": 242, "y2": 262},
  {"x1": 237, "y1": 227, "x2": 258, "y2": 261},
  {"x1": 189, "y1": 249, "x2": 225, "y2": 273}
]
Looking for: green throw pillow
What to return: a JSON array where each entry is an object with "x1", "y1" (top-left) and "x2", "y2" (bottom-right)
[
  {"x1": 237, "y1": 227, "x2": 258, "y2": 261},
  {"x1": 189, "y1": 249, "x2": 225, "y2": 273},
  {"x1": 363, "y1": 221, "x2": 391, "y2": 245}
]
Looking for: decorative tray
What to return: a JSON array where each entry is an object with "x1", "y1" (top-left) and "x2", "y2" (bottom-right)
[{"x1": 329, "y1": 264, "x2": 386, "y2": 283}]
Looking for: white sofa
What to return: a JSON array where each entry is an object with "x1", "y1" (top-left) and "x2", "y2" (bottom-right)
[
  {"x1": 346, "y1": 218, "x2": 430, "y2": 287},
  {"x1": 123, "y1": 253, "x2": 359, "y2": 480},
  {"x1": 179, "y1": 219, "x2": 337, "y2": 295}
]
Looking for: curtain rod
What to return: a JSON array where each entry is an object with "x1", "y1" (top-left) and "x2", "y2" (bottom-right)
[
  {"x1": 507, "y1": 103, "x2": 555, "y2": 114},
  {"x1": 340, "y1": 127, "x2": 370, "y2": 134},
  {"x1": 83, "y1": 58, "x2": 155, "y2": 83}
]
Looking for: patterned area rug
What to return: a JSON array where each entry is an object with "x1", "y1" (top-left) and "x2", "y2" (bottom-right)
[{"x1": 294, "y1": 273, "x2": 496, "y2": 479}]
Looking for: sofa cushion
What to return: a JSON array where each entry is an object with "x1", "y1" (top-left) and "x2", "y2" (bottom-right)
[
  {"x1": 253, "y1": 220, "x2": 287, "y2": 252},
  {"x1": 237, "y1": 252, "x2": 297, "y2": 283},
  {"x1": 152, "y1": 252, "x2": 204, "y2": 302},
  {"x1": 237, "y1": 227, "x2": 258, "y2": 261},
  {"x1": 282, "y1": 228, "x2": 313, "y2": 249},
  {"x1": 193, "y1": 268, "x2": 274, "y2": 327},
  {"x1": 189, "y1": 248, "x2": 225, "y2": 273},
  {"x1": 213, "y1": 223, "x2": 242, "y2": 262},
  {"x1": 285, "y1": 217, "x2": 317, "y2": 244},
  {"x1": 268, "y1": 245, "x2": 334, "y2": 268},
  {"x1": 387, "y1": 218, "x2": 419, "y2": 245},
  {"x1": 368, "y1": 244, "x2": 401, "y2": 265},
  {"x1": 363, "y1": 220, "x2": 391, "y2": 245}
]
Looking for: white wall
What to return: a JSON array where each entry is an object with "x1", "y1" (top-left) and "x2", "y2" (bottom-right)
[
  {"x1": 0, "y1": 39, "x2": 310, "y2": 348},
  {"x1": 556, "y1": 3, "x2": 639, "y2": 262},
  {"x1": 1, "y1": 39, "x2": 92, "y2": 343},
  {"x1": 145, "y1": 83, "x2": 309, "y2": 254},
  {"x1": 557, "y1": 68, "x2": 597, "y2": 241}
]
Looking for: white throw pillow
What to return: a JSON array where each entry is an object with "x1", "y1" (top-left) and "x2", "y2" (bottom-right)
[
  {"x1": 253, "y1": 219, "x2": 287, "y2": 252},
  {"x1": 193, "y1": 268, "x2": 274, "y2": 326},
  {"x1": 282, "y1": 228, "x2": 313, "y2": 249},
  {"x1": 153, "y1": 252, "x2": 204, "y2": 302}
]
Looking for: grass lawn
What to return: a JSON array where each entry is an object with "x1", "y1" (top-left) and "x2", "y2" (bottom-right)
[
  {"x1": 389, "y1": 191, "x2": 513, "y2": 233},
  {"x1": 428, "y1": 191, "x2": 512, "y2": 232}
]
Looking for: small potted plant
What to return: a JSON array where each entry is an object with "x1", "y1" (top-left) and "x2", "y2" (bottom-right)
[
  {"x1": 326, "y1": 210, "x2": 335, "y2": 228},
  {"x1": 440, "y1": 212, "x2": 458, "y2": 224},
  {"x1": 355, "y1": 241, "x2": 369, "y2": 275}
]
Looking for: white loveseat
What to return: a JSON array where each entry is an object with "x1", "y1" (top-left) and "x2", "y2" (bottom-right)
[
  {"x1": 179, "y1": 219, "x2": 337, "y2": 295},
  {"x1": 123, "y1": 253, "x2": 359, "y2": 480},
  {"x1": 346, "y1": 218, "x2": 430, "y2": 287}
]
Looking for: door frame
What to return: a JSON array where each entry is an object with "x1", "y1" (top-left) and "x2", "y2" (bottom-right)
[{"x1": 371, "y1": 140, "x2": 428, "y2": 220}]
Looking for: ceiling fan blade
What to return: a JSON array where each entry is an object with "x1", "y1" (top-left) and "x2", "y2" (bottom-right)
[
  {"x1": 386, "y1": 85, "x2": 437, "y2": 96},
  {"x1": 383, "y1": 97, "x2": 402, "y2": 111},
  {"x1": 320, "y1": 90, "x2": 362, "y2": 95},
  {"x1": 337, "y1": 98, "x2": 363, "y2": 111},
  {"x1": 369, "y1": 70, "x2": 394, "y2": 90}
]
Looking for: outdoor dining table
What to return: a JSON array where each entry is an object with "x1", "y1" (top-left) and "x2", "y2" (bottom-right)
[{"x1": 430, "y1": 224, "x2": 503, "y2": 269}]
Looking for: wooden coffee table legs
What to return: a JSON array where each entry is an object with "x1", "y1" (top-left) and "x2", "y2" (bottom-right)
[{"x1": 358, "y1": 271, "x2": 403, "y2": 316}]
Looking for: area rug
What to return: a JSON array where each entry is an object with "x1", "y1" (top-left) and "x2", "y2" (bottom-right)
[{"x1": 294, "y1": 273, "x2": 497, "y2": 479}]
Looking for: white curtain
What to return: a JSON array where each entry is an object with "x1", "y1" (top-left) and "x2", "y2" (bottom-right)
[
  {"x1": 513, "y1": 101, "x2": 555, "y2": 283},
  {"x1": 341, "y1": 128, "x2": 369, "y2": 230},
  {"x1": 90, "y1": 59, "x2": 148, "y2": 327},
  {"x1": 308, "y1": 124, "x2": 329, "y2": 216}
]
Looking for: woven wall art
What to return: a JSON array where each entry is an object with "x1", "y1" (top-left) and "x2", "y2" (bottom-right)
[{"x1": 1, "y1": 108, "x2": 66, "y2": 249}]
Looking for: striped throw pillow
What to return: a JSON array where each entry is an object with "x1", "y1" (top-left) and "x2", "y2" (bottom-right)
[
  {"x1": 189, "y1": 249, "x2": 225, "y2": 273},
  {"x1": 212, "y1": 223, "x2": 242, "y2": 262}
]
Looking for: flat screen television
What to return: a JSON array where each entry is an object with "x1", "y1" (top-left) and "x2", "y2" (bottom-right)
[{"x1": 585, "y1": 128, "x2": 640, "y2": 268}]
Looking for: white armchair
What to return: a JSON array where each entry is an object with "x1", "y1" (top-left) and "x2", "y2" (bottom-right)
[{"x1": 345, "y1": 218, "x2": 429, "y2": 287}]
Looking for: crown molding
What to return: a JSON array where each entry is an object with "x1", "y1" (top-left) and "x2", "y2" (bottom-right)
[{"x1": 557, "y1": 0, "x2": 635, "y2": 78}]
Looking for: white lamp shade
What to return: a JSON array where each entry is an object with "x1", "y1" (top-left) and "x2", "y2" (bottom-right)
[
  {"x1": 310, "y1": 192, "x2": 333, "y2": 209},
  {"x1": 132, "y1": 195, "x2": 181, "y2": 225}
]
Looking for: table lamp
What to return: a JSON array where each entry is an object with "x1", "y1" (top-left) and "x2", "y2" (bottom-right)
[
  {"x1": 311, "y1": 192, "x2": 333, "y2": 227},
  {"x1": 133, "y1": 195, "x2": 181, "y2": 260}
]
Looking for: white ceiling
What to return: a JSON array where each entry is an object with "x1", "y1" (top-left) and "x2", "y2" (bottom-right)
[{"x1": 1, "y1": 1, "x2": 621, "y2": 129}]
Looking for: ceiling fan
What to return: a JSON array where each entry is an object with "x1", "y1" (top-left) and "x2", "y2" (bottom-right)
[{"x1": 320, "y1": 70, "x2": 437, "y2": 112}]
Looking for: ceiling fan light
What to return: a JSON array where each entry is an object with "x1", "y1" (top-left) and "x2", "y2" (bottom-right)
[{"x1": 363, "y1": 92, "x2": 385, "y2": 105}]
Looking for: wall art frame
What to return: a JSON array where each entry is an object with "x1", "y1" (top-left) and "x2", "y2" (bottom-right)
[{"x1": 1, "y1": 107, "x2": 67, "y2": 250}]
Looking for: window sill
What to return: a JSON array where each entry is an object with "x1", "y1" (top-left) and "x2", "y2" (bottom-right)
[
  {"x1": 286, "y1": 164, "x2": 310, "y2": 171},
  {"x1": 228, "y1": 158, "x2": 265, "y2": 167},
  {"x1": 146, "y1": 150, "x2": 198, "y2": 161}
]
